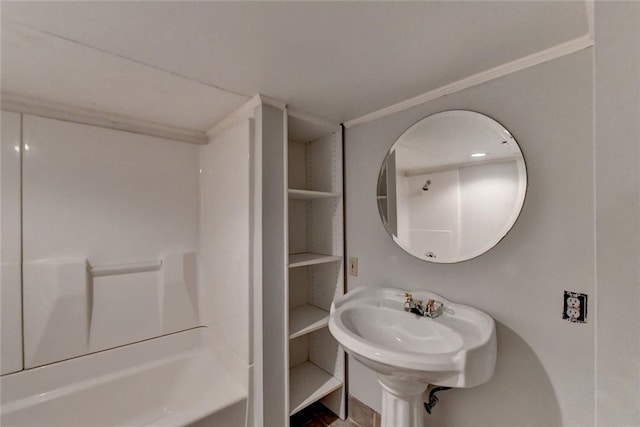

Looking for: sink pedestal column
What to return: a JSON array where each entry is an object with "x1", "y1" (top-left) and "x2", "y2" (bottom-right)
[{"x1": 377, "y1": 375, "x2": 427, "y2": 427}]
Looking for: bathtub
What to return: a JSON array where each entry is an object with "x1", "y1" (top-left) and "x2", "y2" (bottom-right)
[{"x1": 0, "y1": 327, "x2": 247, "y2": 427}]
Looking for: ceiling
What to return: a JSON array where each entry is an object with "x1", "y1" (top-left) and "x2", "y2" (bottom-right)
[{"x1": 1, "y1": 1, "x2": 589, "y2": 133}]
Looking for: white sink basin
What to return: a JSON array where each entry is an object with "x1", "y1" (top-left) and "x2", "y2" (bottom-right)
[{"x1": 329, "y1": 287, "x2": 497, "y2": 427}]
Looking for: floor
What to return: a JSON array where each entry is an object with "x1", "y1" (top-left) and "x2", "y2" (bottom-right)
[{"x1": 290, "y1": 402, "x2": 355, "y2": 427}]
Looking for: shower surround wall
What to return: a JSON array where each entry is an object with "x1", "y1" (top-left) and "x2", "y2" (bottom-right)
[
  {"x1": 345, "y1": 50, "x2": 594, "y2": 427},
  {"x1": 1, "y1": 112, "x2": 253, "y2": 410},
  {"x1": 0, "y1": 111, "x2": 22, "y2": 375},
  {"x1": 20, "y1": 115, "x2": 200, "y2": 368},
  {"x1": 199, "y1": 116, "x2": 254, "y2": 387}
]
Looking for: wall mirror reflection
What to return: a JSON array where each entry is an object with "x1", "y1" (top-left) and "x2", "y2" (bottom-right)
[{"x1": 377, "y1": 110, "x2": 527, "y2": 263}]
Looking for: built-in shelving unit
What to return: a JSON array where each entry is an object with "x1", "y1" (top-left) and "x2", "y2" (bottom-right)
[
  {"x1": 286, "y1": 112, "x2": 346, "y2": 421},
  {"x1": 260, "y1": 103, "x2": 345, "y2": 427}
]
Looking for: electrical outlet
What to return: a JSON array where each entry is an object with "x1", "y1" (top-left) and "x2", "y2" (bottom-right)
[
  {"x1": 563, "y1": 291, "x2": 588, "y2": 323},
  {"x1": 348, "y1": 257, "x2": 358, "y2": 276}
]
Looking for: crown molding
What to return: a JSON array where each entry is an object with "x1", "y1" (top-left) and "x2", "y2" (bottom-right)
[
  {"x1": 344, "y1": 35, "x2": 594, "y2": 129},
  {"x1": 206, "y1": 94, "x2": 287, "y2": 140},
  {"x1": 259, "y1": 94, "x2": 287, "y2": 110},
  {"x1": 1, "y1": 92, "x2": 208, "y2": 144}
]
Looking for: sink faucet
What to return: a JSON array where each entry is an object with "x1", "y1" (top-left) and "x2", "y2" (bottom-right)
[
  {"x1": 424, "y1": 299, "x2": 443, "y2": 318},
  {"x1": 403, "y1": 292, "x2": 443, "y2": 318}
]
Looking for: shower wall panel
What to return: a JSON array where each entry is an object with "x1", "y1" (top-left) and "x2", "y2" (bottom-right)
[
  {"x1": 1, "y1": 111, "x2": 23, "y2": 375},
  {"x1": 21, "y1": 115, "x2": 200, "y2": 368},
  {"x1": 198, "y1": 118, "x2": 253, "y2": 367}
]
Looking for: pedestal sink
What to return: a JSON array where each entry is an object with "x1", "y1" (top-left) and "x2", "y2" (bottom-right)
[{"x1": 328, "y1": 287, "x2": 497, "y2": 427}]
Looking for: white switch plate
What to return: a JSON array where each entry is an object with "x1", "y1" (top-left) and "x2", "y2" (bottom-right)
[{"x1": 348, "y1": 257, "x2": 358, "y2": 276}]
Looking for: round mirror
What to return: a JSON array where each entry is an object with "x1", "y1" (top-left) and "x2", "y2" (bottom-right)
[{"x1": 377, "y1": 110, "x2": 527, "y2": 263}]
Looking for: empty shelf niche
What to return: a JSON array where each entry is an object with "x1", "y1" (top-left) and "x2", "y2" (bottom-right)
[
  {"x1": 289, "y1": 329, "x2": 343, "y2": 416},
  {"x1": 290, "y1": 362, "x2": 342, "y2": 415},
  {"x1": 289, "y1": 304, "x2": 329, "y2": 339},
  {"x1": 288, "y1": 195, "x2": 342, "y2": 263},
  {"x1": 288, "y1": 262, "x2": 342, "y2": 327}
]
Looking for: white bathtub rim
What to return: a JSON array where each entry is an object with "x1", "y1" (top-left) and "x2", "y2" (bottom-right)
[{"x1": 0, "y1": 327, "x2": 248, "y2": 427}]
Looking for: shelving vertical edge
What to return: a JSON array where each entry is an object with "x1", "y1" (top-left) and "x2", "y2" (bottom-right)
[
  {"x1": 283, "y1": 110, "x2": 291, "y2": 424},
  {"x1": 259, "y1": 102, "x2": 289, "y2": 427},
  {"x1": 316, "y1": 129, "x2": 346, "y2": 420},
  {"x1": 249, "y1": 103, "x2": 262, "y2": 427}
]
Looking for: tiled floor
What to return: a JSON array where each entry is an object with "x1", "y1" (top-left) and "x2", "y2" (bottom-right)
[
  {"x1": 290, "y1": 399, "x2": 381, "y2": 427},
  {"x1": 290, "y1": 402, "x2": 353, "y2": 427}
]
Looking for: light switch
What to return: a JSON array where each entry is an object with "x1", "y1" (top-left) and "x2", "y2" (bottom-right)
[{"x1": 348, "y1": 257, "x2": 358, "y2": 276}]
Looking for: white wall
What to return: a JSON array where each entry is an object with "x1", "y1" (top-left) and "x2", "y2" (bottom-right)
[
  {"x1": 1, "y1": 112, "x2": 23, "y2": 375},
  {"x1": 345, "y1": 50, "x2": 594, "y2": 426},
  {"x1": 594, "y1": 3, "x2": 640, "y2": 426}
]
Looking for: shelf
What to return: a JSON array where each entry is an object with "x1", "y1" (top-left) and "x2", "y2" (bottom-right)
[
  {"x1": 289, "y1": 253, "x2": 342, "y2": 268},
  {"x1": 289, "y1": 304, "x2": 329, "y2": 339},
  {"x1": 289, "y1": 362, "x2": 343, "y2": 415},
  {"x1": 288, "y1": 189, "x2": 341, "y2": 200}
]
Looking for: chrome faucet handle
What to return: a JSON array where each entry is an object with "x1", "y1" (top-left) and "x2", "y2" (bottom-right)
[
  {"x1": 427, "y1": 299, "x2": 442, "y2": 310},
  {"x1": 402, "y1": 292, "x2": 415, "y2": 311},
  {"x1": 425, "y1": 299, "x2": 444, "y2": 318}
]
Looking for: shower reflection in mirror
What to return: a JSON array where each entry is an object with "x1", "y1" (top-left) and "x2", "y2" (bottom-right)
[{"x1": 377, "y1": 110, "x2": 527, "y2": 263}]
